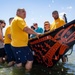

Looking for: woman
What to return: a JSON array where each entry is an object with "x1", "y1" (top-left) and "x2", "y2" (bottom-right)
[{"x1": 44, "y1": 21, "x2": 50, "y2": 33}]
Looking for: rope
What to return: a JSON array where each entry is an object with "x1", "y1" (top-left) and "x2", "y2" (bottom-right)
[
  {"x1": 65, "y1": 46, "x2": 73, "y2": 56},
  {"x1": 63, "y1": 46, "x2": 74, "y2": 62}
]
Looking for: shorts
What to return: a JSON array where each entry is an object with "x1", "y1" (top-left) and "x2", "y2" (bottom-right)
[
  {"x1": 11, "y1": 46, "x2": 33, "y2": 64},
  {"x1": 4, "y1": 44, "x2": 15, "y2": 62},
  {"x1": 0, "y1": 48, "x2": 6, "y2": 57}
]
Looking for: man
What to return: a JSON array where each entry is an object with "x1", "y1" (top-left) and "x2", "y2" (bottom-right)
[
  {"x1": 30, "y1": 23, "x2": 43, "y2": 38},
  {"x1": 0, "y1": 20, "x2": 6, "y2": 63},
  {"x1": 29, "y1": 26, "x2": 35, "y2": 39},
  {"x1": 10, "y1": 8, "x2": 40, "y2": 72},
  {"x1": 4, "y1": 17, "x2": 15, "y2": 66},
  {"x1": 50, "y1": 10, "x2": 67, "y2": 63},
  {"x1": 33, "y1": 23, "x2": 43, "y2": 33},
  {"x1": 50, "y1": 10, "x2": 65, "y2": 31}
]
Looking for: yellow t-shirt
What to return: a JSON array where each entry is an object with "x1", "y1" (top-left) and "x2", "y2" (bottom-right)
[
  {"x1": 4, "y1": 25, "x2": 11, "y2": 44},
  {"x1": 50, "y1": 18, "x2": 65, "y2": 31},
  {"x1": 11, "y1": 16, "x2": 28, "y2": 47}
]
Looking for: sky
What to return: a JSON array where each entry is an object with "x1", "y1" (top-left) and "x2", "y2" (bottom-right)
[{"x1": 0, "y1": 0, "x2": 75, "y2": 35}]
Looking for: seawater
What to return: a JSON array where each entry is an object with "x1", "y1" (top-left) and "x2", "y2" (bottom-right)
[{"x1": 0, "y1": 45, "x2": 75, "y2": 75}]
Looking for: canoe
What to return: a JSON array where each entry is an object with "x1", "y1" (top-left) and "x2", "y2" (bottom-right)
[{"x1": 29, "y1": 19, "x2": 75, "y2": 68}]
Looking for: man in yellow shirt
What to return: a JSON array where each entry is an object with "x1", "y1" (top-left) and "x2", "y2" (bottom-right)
[
  {"x1": 11, "y1": 8, "x2": 39, "y2": 73},
  {"x1": 50, "y1": 10, "x2": 67, "y2": 63},
  {"x1": 4, "y1": 17, "x2": 15, "y2": 66},
  {"x1": 50, "y1": 10, "x2": 65, "y2": 31}
]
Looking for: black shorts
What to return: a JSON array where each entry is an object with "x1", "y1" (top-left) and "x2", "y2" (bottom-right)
[
  {"x1": 4, "y1": 44, "x2": 15, "y2": 62},
  {"x1": 0, "y1": 48, "x2": 6, "y2": 57}
]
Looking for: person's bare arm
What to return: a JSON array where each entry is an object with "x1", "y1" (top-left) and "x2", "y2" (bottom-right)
[
  {"x1": 23, "y1": 26, "x2": 39, "y2": 38},
  {"x1": 0, "y1": 29, "x2": 4, "y2": 42}
]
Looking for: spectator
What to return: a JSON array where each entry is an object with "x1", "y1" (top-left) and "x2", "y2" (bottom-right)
[
  {"x1": 44, "y1": 21, "x2": 50, "y2": 33},
  {"x1": 30, "y1": 23, "x2": 43, "y2": 38}
]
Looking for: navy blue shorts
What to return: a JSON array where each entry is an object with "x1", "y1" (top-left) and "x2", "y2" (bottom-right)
[
  {"x1": 0, "y1": 48, "x2": 6, "y2": 57},
  {"x1": 4, "y1": 44, "x2": 15, "y2": 62},
  {"x1": 11, "y1": 46, "x2": 33, "y2": 64}
]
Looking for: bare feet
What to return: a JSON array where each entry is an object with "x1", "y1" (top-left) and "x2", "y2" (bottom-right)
[{"x1": 7, "y1": 61, "x2": 15, "y2": 67}]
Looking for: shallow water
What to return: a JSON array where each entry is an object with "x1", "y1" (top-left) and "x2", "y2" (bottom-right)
[{"x1": 0, "y1": 46, "x2": 75, "y2": 75}]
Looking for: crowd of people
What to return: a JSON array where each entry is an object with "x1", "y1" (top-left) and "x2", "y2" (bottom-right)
[{"x1": 0, "y1": 8, "x2": 68, "y2": 74}]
